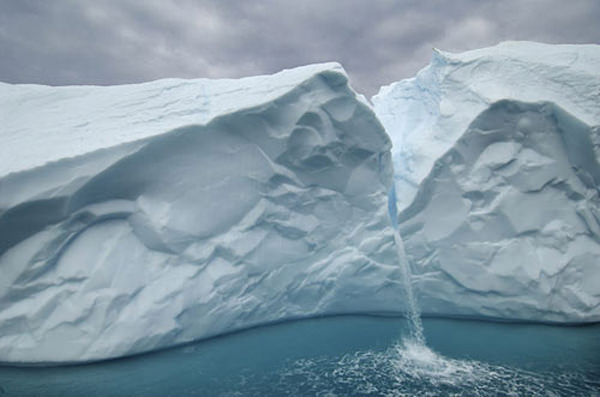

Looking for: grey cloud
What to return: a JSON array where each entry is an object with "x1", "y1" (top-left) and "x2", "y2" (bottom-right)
[{"x1": 0, "y1": 0, "x2": 598, "y2": 96}]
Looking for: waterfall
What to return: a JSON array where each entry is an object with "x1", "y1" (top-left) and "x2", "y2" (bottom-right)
[{"x1": 388, "y1": 185, "x2": 425, "y2": 345}]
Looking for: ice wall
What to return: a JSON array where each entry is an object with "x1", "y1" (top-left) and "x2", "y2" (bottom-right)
[
  {"x1": 0, "y1": 64, "x2": 400, "y2": 363},
  {"x1": 3, "y1": 41, "x2": 599, "y2": 364},
  {"x1": 374, "y1": 42, "x2": 600, "y2": 323}
]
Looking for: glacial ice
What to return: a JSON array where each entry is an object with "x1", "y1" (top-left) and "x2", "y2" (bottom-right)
[
  {"x1": 2, "y1": 41, "x2": 600, "y2": 364},
  {"x1": 373, "y1": 42, "x2": 600, "y2": 323},
  {"x1": 0, "y1": 64, "x2": 400, "y2": 363}
]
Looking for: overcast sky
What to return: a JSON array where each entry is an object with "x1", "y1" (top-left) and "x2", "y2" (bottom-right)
[{"x1": 1, "y1": 0, "x2": 599, "y2": 96}]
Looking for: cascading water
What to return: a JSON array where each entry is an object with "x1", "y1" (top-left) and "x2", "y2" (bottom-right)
[
  {"x1": 388, "y1": 185, "x2": 425, "y2": 345},
  {"x1": 386, "y1": 184, "x2": 459, "y2": 386},
  {"x1": 385, "y1": 186, "x2": 513, "y2": 389}
]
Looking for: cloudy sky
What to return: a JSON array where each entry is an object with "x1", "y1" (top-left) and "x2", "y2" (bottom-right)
[{"x1": 1, "y1": 0, "x2": 599, "y2": 96}]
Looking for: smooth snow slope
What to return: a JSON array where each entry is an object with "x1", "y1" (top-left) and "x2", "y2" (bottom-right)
[
  {"x1": 0, "y1": 64, "x2": 400, "y2": 363},
  {"x1": 374, "y1": 42, "x2": 600, "y2": 323}
]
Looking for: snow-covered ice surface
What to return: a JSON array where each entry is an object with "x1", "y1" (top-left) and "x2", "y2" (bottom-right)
[
  {"x1": 0, "y1": 63, "x2": 399, "y2": 363},
  {"x1": 373, "y1": 42, "x2": 600, "y2": 323}
]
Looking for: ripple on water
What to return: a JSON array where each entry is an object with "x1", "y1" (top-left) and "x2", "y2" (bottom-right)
[{"x1": 225, "y1": 338, "x2": 599, "y2": 396}]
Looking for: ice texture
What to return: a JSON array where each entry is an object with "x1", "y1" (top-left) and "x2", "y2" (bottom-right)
[
  {"x1": 3, "y1": 42, "x2": 600, "y2": 364},
  {"x1": 373, "y1": 42, "x2": 600, "y2": 323},
  {"x1": 0, "y1": 64, "x2": 400, "y2": 363}
]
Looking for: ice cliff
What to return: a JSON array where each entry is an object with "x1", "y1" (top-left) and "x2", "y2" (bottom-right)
[
  {"x1": 373, "y1": 42, "x2": 600, "y2": 323},
  {"x1": 2, "y1": 42, "x2": 600, "y2": 364},
  {"x1": 0, "y1": 64, "x2": 399, "y2": 363}
]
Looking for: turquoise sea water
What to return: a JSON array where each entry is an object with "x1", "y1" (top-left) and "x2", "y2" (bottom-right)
[{"x1": 0, "y1": 316, "x2": 598, "y2": 396}]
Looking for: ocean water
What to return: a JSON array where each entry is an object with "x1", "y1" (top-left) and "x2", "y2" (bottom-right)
[{"x1": 0, "y1": 316, "x2": 598, "y2": 396}]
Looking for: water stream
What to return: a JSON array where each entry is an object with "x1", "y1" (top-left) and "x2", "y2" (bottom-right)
[
  {"x1": 392, "y1": 229, "x2": 425, "y2": 345},
  {"x1": 388, "y1": 185, "x2": 425, "y2": 345}
]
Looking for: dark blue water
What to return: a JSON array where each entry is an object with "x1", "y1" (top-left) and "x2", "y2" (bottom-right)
[{"x1": 0, "y1": 316, "x2": 598, "y2": 396}]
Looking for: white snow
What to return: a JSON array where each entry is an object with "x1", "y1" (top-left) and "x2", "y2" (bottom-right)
[
  {"x1": 0, "y1": 63, "x2": 369, "y2": 178},
  {"x1": 374, "y1": 42, "x2": 600, "y2": 323},
  {"x1": 0, "y1": 63, "x2": 399, "y2": 363}
]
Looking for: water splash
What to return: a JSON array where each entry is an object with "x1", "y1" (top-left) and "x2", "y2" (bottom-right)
[
  {"x1": 388, "y1": 185, "x2": 425, "y2": 344},
  {"x1": 261, "y1": 187, "x2": 600, "y2": 395},
  {"x1": 259, "y1": 341, "x2": 599, "y2": 396},
  {"x1": 224, "y1": 183, "x2": 600, "y2": 394}
]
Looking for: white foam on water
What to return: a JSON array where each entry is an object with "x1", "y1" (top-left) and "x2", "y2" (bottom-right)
[{"x1": 263, "y1": 342, "x2": 599, "y2": 396}]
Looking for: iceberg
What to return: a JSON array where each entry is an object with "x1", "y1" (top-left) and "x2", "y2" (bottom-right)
[
  {"x1": 0, "y1": 64, "x2": 400, "y2": 363},
  {"x1": 373, "y1": 42, "x2": 600, "y2": 323},
  {"x1": 2, "y1": 41, "x2": 599, "y2": 364}
]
